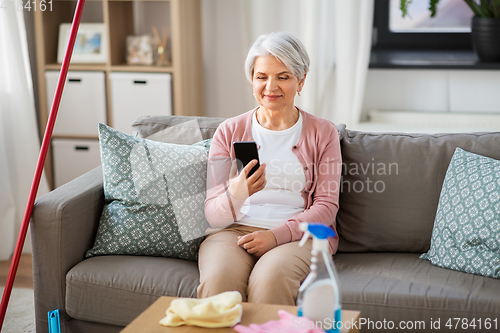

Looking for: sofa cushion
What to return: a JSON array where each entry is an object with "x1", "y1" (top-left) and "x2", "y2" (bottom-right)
[
  {"x1": 86, "y1": 124, "x2": 211, "y2": 261},
  {"x1": 66, "y1": 256, "x2": 199, "y2": 327},
  {"x1": 336, "y1": 253, "x2": 500, "y2": 332},
  {"x1": 337, "y1": 130, "x2": 500, "y2": 253},
  {"x1": 421, "y1": 148, "x2": 500, "y2": 278},
  {"x1": 131, "y1": 115, "x2": 226, "y2": 143}
]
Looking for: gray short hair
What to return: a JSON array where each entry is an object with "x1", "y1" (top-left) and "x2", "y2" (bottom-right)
[{"x1": 245, "y1": 32, "x2": 310, "y2": 83}]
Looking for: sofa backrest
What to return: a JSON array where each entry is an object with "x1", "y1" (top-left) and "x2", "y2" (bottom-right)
[
  {"x1": 132, "y1": 115, "x2": 347, "y2": 144},
  {"x1": 131, "y1": 115, "x2": 500, "y2": 254},
  {"x1": 337, "y1": 130, "x2": 500, "y2": 253}
]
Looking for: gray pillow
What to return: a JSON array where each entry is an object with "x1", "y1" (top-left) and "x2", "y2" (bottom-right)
[
  {"x1": 337, "y1": 130, "x2": 500, "y2": 253},
  {"x1": 420, "y1": 148, "x2": 500, "y2": 278},
  {"x1": 86, "y1": 124, "x2": 211, "y2": 261}
]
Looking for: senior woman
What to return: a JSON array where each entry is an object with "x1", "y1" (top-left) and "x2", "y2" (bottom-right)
[{"x1": 198, "y1": 31, "x2": 342, "y2": 306}]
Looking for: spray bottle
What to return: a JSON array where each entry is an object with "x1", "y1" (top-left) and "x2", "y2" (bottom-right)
[{"x1": 297, "y1": 223, "x2": 341, "y2": 333}]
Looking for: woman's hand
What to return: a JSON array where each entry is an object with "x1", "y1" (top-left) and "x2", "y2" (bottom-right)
[
  {"x1": 228, "y1": 159, "x2": 266, "y2": 200},
  {"x1": 237, "y1": 230, "x2": 277, "y2": 257}
]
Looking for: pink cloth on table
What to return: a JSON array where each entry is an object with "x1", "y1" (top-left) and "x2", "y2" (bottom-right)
[{"x1": 233, "y1": 310, "x2": 326, "y2": 333}]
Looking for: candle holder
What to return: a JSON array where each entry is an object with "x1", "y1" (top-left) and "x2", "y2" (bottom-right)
[{"x1": 152, "y1": 26, "x2": 171, "y2": 67}]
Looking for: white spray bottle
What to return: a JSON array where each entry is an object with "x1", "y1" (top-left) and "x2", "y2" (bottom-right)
[{"x1": 297, "y1": 223, "x2": 341, "y2": 333}]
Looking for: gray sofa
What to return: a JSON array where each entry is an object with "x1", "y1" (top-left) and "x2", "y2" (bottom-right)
[{"x1": 31, "y1": 115, "x2": 500, "y2": 333}]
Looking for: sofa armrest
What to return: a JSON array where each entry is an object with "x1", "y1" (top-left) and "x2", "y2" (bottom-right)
[{"x1": 30, "y1": 166, "x2": 104, "y2": 332}]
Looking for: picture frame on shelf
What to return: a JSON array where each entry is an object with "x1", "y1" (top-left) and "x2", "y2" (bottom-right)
[
  {"x1": 126, "y1": 35, "x2": 155, "y2": 66},
  {"x1": 57, "y1": 23, "x2": 107, "y2": 64}
]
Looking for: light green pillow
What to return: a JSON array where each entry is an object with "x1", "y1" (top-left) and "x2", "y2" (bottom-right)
[
  {"x1": 86, "y1": 124, "x2": 211, "y2": 261},
  {"x1": 421, "y1": 148, "x2": 500, "y2": 278}
]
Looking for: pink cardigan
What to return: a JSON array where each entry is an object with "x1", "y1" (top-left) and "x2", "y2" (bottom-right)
[{"x1": 205, "y1": 107, "x2": 342, "y2": 254}]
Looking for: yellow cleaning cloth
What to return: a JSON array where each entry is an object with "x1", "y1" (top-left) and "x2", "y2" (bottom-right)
[{"x1": 159, "y1": 291, "x2": 243, "y2": 328}]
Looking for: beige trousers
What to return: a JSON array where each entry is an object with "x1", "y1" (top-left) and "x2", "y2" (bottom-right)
[{"x1": 197, "y1": 224, "x2": 313, "y2": 306}]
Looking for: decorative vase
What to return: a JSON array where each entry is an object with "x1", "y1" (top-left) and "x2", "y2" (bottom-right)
[{"x1": 471, "y1": 17, "x2": 500, "y2": 62}]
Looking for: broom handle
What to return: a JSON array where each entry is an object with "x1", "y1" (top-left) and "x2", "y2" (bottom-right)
[{"x1": 0, "y1": 0, "x2": 86, "y2": 329}]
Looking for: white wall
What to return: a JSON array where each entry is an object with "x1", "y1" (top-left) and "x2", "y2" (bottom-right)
[
  {"x1": 200, "y1": 0, "x2": 328, "y2": 119},
  {"x1": 362, "y1": 69, "x2": 500, "y2": 120}
]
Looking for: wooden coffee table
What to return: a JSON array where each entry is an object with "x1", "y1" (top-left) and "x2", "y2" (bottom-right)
[{"x1": 121, "y1": 296, "x2": 360, "y2": 333}]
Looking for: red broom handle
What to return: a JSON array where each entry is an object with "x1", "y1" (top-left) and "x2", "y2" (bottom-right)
[{"x1": 0, "y1": 0, "x2": 86, "y2": 329}]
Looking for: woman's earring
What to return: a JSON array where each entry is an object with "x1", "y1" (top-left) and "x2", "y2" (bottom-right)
[{"x1": 297, "y1": 91, "x2": 301, "y2": 96}]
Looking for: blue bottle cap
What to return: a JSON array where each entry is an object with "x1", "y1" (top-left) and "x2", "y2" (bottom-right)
[{"x1": 307, "y1": 223, "x2": 336, "y2": 240}]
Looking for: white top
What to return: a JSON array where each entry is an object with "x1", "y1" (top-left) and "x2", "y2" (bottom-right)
[{"x1": 237, "y1": 111, "x2": 306, "y2": 229}]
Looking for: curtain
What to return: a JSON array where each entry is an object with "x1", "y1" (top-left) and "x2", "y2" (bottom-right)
[
  {"x1": 201, "y1": 0, "x2": 374, "y2": 128},
  {"x1": 0, "y1": 9, "x2": 50, "y2": 259},
  {"x1": 333, "y1": 0, "x2": 374, "y2": 126}
]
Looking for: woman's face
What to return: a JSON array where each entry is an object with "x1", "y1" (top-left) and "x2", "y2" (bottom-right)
[{"x1": 252, "y1": 55, "x2": 304, "y2": 113}]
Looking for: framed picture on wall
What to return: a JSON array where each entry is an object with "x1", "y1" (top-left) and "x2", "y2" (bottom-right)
[{"x1": 57, "y1": 23, "x2": 107, "y2": 64}]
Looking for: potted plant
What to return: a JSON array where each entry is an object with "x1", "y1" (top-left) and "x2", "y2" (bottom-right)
[{"x1": 400, "y1": 0, "x2": 500, "y2": 62}]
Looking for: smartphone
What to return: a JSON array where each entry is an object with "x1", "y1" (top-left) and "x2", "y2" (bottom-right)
[{"x1": 233, "y1": 141, "x2": 260, "y2": 177}]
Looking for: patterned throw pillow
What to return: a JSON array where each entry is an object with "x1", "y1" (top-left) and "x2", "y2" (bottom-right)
[
  {"x1": 421, "y1": 148, "x2": 500, "y2": 278},
  {"x1": 86, "y1": 124, "x2": 212, "y2": 261}
]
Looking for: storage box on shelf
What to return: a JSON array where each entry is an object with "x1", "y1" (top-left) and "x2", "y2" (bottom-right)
[
  {"x1": 45, "y1": 71, "x2": 107, "y2": 137},
  {"x1": 52, "y1": 139, "x2": 102, "y2": 188},
  {"x1": 33, "y1": 0, "x2": 204, "y2": 188},
  {"x1": 110, "y1": 72, "x2": 172, "y2": 134}
]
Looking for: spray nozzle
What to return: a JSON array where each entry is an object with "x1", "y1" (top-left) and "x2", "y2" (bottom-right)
[
  {"x1": 298, "y1": 223, "x2": 336, "y2": 247},
  {"x1": 298, "y1": 223, "x2": 310, "y2": 247}
]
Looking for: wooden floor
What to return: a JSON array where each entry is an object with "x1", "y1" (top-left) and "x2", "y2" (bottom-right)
[{"x1": 0, "y1": 254, "x2": 33, "y2": 289}]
